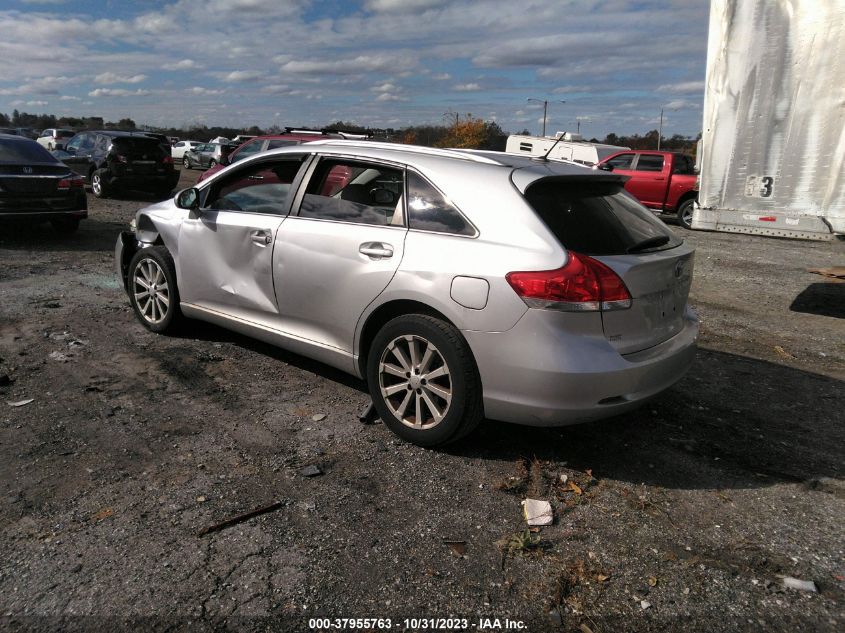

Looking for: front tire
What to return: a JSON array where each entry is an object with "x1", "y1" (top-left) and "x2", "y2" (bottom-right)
[
  {"x1": 366, "y1": 314, "x2": 483, "y2": 447},
  {"x1": 127, "y1": 246, "x2": 183, "y2": 334},
  {"x1": 677, "y1": 198, "x2": 695, "y2": 229},
  {"x1": 91, "y1": 169, "x2": 111, "y2": 198},
  {"x1": 209, "y1": 159, "x2": 217, "y2": 168},
  {"x1": 183, "y1": 156, "x2": 191, "y2": 169}
]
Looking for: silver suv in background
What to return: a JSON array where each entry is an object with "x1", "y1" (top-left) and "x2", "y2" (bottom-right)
[{"x1": 115, "y1": 141, "x2": 698, "y2": 446}]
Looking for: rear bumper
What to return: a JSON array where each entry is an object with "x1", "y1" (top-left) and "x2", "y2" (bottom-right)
[
  {"x1": 463, "y1": 306, "x2": 699, "y2": 426},
  {"x1": 106, "y1": 170, "x2": 179, "y2": 190},
  {"x1": 0, "y1": 193, "x2": 87, "y2": 220}
]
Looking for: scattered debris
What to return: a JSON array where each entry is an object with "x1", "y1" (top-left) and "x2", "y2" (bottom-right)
[
  {"x1": 597, "y1": 573, "x2": 611, "y2": 582},
  {"x1": 495, "y1": 457, "x2": 530, "y2": 494},
  {"x1": 782, "y1": 577, "x2": 818, "y2": 593},
  {"x1": 559, "y1": 473, "x2": 568, "y2": 484},
  {"x1": 197, "y1": 500, "x2": 285, "y2": 536},
  {"x1": 196, "y1": 496, "x2": 206, "y2": 503},
  {"x1": 648, "y1": 576, "x2": 658, "y2": 587},
  {"x1": 359, "y1": 401, "x2": 380, "y2": 424},
  {"x1": 579, "y1": 624, "x2": 594, "y2": 633},
  {"x1": 311, "y1": 413, "x2": 327, "y2": 422},
  {"x1": 640, "y1": 600, "x2": 652, "y2": 610},
  {"x1": 443, "y1": 540, "x2": 467, "y2": 558},
  {"x1": 299, "y1": 464, "x2": 323, "y2": 478},
  {"x1": 773, "y1": 345, "x2": 796, "y2": 360},
  {"x1": 92, "y1": 507, "x2": 114, "y2": 522},
  {"x1": 7, "y1": 398, "x2": 34, "y2": 407},
  {"x1": 568, "y1": 481, "x2": 583, "y2": 495},
  {"x1": 48, "y1": 351, "x2": 72, "y2": 362},
  {"x1": 522, "y1": 498, "x2": 553, "y2": 526},
  {"x1": 807, "y1": 266, "x2": 845, "y2": 280}
]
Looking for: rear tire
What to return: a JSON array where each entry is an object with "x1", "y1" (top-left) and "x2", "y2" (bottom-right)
[
  {"x1": 127, "y1": 246, "x2": 183, "y2": 334},
  {"x1": 677, "y1": 198, "x2": 695, "y2": 229},
  {"x1": 91, "y1": 169, "x2": 111, "y2": 199},
  {"x1": 50, "y1": 217, "x2": 80, "y2": 234},
  {"x1": 366, "y1": 314, "x2": 483, "y2": 447}
]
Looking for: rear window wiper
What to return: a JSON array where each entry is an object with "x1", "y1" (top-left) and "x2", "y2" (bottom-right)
[{"x1": 626, "y1": 235, "x2": 670, "y2": 253}]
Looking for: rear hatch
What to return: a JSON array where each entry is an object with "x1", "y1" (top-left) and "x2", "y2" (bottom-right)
[
  {"x1": 522, "y1": 177, "x2": 693, "y2": 355},
  {"x1": 111, "y1": 137, "x2": 165, "y2": 174}
]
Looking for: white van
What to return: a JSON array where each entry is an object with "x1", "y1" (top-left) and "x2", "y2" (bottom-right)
[{"x1": 505, "y1": 132, "x2": 629, "y2": 166}]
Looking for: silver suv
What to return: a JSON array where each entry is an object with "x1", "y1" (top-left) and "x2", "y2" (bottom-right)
[{"x1": 115, "y1": 141, "x2": 698, "y2": 446}]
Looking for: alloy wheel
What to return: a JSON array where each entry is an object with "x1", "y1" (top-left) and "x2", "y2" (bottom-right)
[
  {"x1": 378, "y1": 334, "x2": 452, "y2": 429},
  {"x1": 682, "y1": 204, "x2": 694, "y2": 228},
  {"x1": 91, "y1": 173, "x2": 102, "y2": 196},
  {"x1": 133, "y1": 257, "x2": 170, "y2": 325}
]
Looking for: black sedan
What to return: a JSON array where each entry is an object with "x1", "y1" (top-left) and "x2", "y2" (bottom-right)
[{"x1": 0, "y1": 133, "x2": 87, "y2": 233}]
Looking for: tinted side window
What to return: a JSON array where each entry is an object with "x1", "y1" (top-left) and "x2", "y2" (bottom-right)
[
  {"x1": 606, "y1": 153, "x2": 634, "y2": 169},
  {"x1": 206, "y1": 158, "x2": 306, "y2": 215},
  {"x1": 406, "y1": 171, "x2": 475, "y2": 236},
  {"x1": 635, "y1": 154, "x2": 664, "y2": 172},
  {"x1": 231, "y1": 139, "x2": 264, "y2": 163},
  {"x1": 65, "y1": 135, "x2": 82, "y2": 151},
  {"x1": 298, "y1": 159, "x2": 403, "y2": 226},
  {"x1": 524, "y1": 179, "x2": 682, "y2": 256},
  {"x1": 266, "y1": 139, "x2": 298, "y2": 150},
  {"x1": 672, "y1": 154, "x2": 695, "y2": 175}
]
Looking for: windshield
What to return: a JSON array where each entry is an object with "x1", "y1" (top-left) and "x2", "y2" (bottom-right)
[{"x1": 523, "y1": 179, "x2": 682, "y2": 255}]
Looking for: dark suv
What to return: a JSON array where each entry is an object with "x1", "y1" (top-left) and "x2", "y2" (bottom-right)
[{"x1": 62, "y1": 130, "x2": 179, "y2": 198}]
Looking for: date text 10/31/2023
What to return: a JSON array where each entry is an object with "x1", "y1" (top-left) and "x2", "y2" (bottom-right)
[{"x1": 308, "y1": 617, "x2": 527, "y2": 630}]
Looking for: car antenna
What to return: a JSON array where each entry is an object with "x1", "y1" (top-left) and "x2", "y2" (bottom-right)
[{"x1": 534, "y1": 133, "x2": 566, "y2": 162}]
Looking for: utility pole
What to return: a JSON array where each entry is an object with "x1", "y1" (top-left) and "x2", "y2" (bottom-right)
[{"x1": 658, "y1": 107, "x2": 664, "y2": 150}]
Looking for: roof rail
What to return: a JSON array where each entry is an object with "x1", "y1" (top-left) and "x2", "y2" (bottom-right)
[{"x1": 303, "y1": 139, "x2": 505, "y2": 165}]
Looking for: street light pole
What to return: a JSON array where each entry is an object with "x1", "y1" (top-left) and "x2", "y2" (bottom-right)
[{"x1": 527, "y1": 98, "x2": 565, "y2": 137}]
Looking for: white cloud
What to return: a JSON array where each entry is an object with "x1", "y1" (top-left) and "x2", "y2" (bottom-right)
[
  {"x1": 59, "y1": 95, "x2": 81, "y2": 101},
  {"x1": 163, "y1": 59, "x2": 198, "y2": 71},
  {"x1": 190, "y1": 86, "x2": 225, "y2": 95},
  {"x1": 88, "y1": 88, "x2": 151, "y2": 97},
  {"x1": 364, "y1": 0, "x2": 449, "y2": 13},
  {"x1": 94, "y1": 72, "x2": 147, "y2": 84},
  {"x1": 431, "y1": 73, "x2": 451, "y2": 80},
  {"x1": 222, "y1": 70, "x2": 262, "y2": 82},
  {"x1": 657, "y1": 80, "x2": 704, "y2": 94},
  {"x1": 371, "y1": 82, "x2": 397, "y2": 93},
  {"x1": 453, "y1": 82, "x2": 481, "y2": 91},
  {"x1": 375, "y1": 93, "x2": 407, "y2": 102},
  {"x1": 282, "y1": 54, "x2": 414, "y2": 75}
]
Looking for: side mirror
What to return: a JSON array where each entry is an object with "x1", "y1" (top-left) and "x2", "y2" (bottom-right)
[
  {"x1": 597, "y1": 163, "x2": 614, "y2": 171},
  {"x1": 176, "y1": 187, "x2": 200, "y2": 210}
]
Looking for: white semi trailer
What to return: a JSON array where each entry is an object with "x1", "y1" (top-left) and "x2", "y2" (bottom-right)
[{"x1": 694, "y1": 0, "x2": 845, "y2": 240}]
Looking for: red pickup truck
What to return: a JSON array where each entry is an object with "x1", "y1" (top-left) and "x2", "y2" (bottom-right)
[{"x1": 596, "y1": 151, "x2": 697, "y2": 229}]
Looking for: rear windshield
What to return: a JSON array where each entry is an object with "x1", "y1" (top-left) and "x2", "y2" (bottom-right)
[
  {"x1": 524, "y1": 179, "x2": 683, "y2": 255},
  {"x1": 0, "y1": 138, "x2": 59, "y2": 163},
  {"x1": 111, "y1": 137, "x2": 161, "y2": 153}
]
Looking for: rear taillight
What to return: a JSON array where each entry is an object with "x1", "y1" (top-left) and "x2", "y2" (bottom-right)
[
  {"x1": 57, "y1": 176, "x2": 85, "y2": 190},
  {"x1": 115, "y1": 154, "x2": 128, "y2": 163},
  {"x1": 506, "y1": 252, "x2": 632, "y2": 312},
  {"x1": 162, "y1": 155, "x2": 173, "y2": 165}
]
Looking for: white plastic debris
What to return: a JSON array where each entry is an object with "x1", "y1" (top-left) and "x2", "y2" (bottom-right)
[
  {"x1": 782, "y1": 577, "x2": 818, "y2": 593},
  {"x1": 311, "y1": 413, "x2": 327, "y2": 422},
  {"x1": 640, "y1": 600, "x2": 652, "y2": 610},
  {"x1": 7, "y1": 399, "x2": 34, "y2": 407},
  {"x1": 521, "y1": 498, "x2": 553, "y2": 526}
]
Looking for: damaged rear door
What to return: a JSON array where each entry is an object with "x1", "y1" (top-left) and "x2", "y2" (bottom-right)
[{"x1": 177, "y1": 155, "x2": 310, "y2": 323}]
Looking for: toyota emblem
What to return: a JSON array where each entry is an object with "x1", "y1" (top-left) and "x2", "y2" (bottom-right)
[{"x1": 22, "y1": 166, "x2": 32, "y2": 174}]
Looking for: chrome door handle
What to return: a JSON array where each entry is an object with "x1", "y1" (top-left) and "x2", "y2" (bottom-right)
[
  {"x1": 359, "y1": 242, "x2": 393, "y2": 259},
  {"x1": 250, "y1": 230, "x2": 272, "y2": 245}
]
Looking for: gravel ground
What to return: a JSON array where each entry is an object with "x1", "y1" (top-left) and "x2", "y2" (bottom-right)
[{"x1": 1, "y1": 168, "x2": 843, "y2": 632}]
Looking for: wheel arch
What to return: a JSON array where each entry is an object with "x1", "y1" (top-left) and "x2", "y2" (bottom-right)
[
  {"x1": 676, "y1": 190, "x2": 697, "y2": 209},
  {"x1": 356, "y1": 299, "x2": 459, "y2": 378}
]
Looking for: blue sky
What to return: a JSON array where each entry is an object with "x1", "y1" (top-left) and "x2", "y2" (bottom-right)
[{"x1": 0, "y1": 0, "x2": 709, "y2": 137}]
